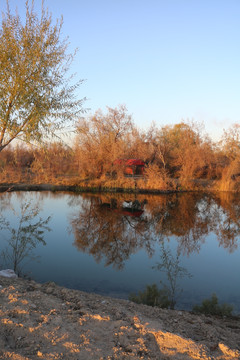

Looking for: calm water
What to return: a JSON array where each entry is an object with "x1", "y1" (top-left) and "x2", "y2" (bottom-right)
[{"x1": 0, "y1": 191, "x2": 240, "y2": 313}]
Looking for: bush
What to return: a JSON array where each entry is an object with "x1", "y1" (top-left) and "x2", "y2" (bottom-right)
[
  {"x1": 141, "y1": 164, "x2": 169, "y2": 190},
  {"x1": 192, "y1": 293, "x2": 233, "y2": 317},
  {"x1": 129, "y1": 284, "x2": 171, "y2": 308}
]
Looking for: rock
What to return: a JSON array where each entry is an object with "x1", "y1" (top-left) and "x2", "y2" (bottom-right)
[
  {"x1": 45, "y1": 287, "x2": 54, "y2": 294},
  {"x1": 29, "y1": 303, "x2": 37, "y2": 309},
  {"x1": 0, "y1": 269, "x2": 18, "y2": 279}
]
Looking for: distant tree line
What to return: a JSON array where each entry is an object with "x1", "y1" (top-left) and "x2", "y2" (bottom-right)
[{"x1": 0, "y1": 105, "x2": 240, "y2": 191}]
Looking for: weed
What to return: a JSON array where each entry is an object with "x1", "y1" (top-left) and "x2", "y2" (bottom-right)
[
  {"x1": 129, "y1": 284, "x2": 171, "y2": 308},
  {"x1": 192, "y1": 293, "x2": 233, "y2": 317}
]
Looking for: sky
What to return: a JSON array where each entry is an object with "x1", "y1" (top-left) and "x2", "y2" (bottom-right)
[{"x1": 2, "y1": 0, "x2": 240, "y2": 141}]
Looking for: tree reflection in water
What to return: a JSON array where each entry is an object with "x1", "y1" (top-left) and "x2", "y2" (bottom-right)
[
  {"x1": 70, "y1": 192, "x2": 240, "y2": 270},
  {"x1": 70, "y1": 195, "x2": 153, "y2": 269},
  {"x1": 210, "y1": 192, "x2": 240, "y2": 253},
  {"x1": 153, "y1": 242, "x2": 192, "y2": 309},
  {"x1": 0, "y1": 200, "x2": 51, "y2": 276}
]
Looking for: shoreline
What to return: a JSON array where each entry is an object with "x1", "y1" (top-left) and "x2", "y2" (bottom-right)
[
  {"x1": 0, "y1": 182, "x2": 183, "y2": 195},
  {"x1": 0, "y1": 180, "x2": 219, "y2": 195}
]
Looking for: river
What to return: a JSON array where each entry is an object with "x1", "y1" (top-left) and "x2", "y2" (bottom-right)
[{"x1": 0, "y1": 190, "x2": 240, "y2": 313}]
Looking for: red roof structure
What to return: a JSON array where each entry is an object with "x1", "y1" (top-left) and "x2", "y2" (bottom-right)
[
  {"x1": 113, "y1": 159, "x2": 145, "y2": 176},
  {"x1": 114, "y1": 159, "x2": 145, "y2": 166}
]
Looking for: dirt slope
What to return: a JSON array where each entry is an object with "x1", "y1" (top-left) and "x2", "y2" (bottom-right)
[{"x1": 0, "y1": 276, "x2": 240, "y2": 360}]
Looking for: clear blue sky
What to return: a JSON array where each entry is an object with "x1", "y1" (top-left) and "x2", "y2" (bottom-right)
[{"x1": 3, "y1": 0, "x2": 240, "y2": 141}]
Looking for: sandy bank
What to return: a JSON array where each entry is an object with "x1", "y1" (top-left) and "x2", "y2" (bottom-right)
[{"x1": 0, "y1": 276, "x2": 239, "y2": 359}]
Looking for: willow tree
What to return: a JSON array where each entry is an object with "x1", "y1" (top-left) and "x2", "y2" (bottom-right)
[{"x1": 0, "y1": 0, "x2": 85, "y2": 152}]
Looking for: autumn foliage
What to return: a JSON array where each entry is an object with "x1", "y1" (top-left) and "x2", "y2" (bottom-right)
[{"x1": 0, "y1": 105, "x2": 239, "y2": 192}]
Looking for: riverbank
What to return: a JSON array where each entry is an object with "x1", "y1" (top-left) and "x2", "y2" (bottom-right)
[
  {"x1": 0, "y1": 178, "x2": 217, "y2": 195},
  {"x1": 1, "y1": 171, "x2": 239, "y2": 194},
  {"x1": 0, "y1": 182, "x2": 177, "y2": 195},
  {"x1": 0, "y1": 276, "x2": 240, "y2": 360}
]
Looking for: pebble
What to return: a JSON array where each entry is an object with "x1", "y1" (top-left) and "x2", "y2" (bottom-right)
[
  {"x1": 30, "y1": 303, "x2": 37, "y2": 309},
  {"x1": 45, "y1": 287, "x2": 54, "y2": 294}
]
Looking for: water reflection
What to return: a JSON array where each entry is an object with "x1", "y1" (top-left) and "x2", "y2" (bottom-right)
[
  {"x1": 70, "y1": 195, "x2": 153, "y2": 269},
  {"x1": 153, "y1": 242, "x2": 192, "y2": 309},
  {"x1": 70, "y1": 192, "x2": 240, "y2": 269},
  {"x1": 0, "y1": 190, "x2": 239, "y2": 311},
  {"x1": 0, "y1": 198, "x2": 51, "y2": 276},
  {"x1": 211, "y1": 193, "x2": 240, "y2": 252}
]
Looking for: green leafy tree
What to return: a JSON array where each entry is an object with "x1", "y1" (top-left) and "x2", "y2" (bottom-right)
[{"x1": 0, "y1": 0, "x2": 85, "y2": 152}]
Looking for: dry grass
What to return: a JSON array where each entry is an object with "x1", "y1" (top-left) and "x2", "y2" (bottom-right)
[
  {"x1": 0, "y1": 157, "x2": 240, "y2": 193},
  {"x1": 1, "y1": 168, "x2": 239, "y2": 193}
]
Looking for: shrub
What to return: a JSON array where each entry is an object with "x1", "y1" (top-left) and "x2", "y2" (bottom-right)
[
  {"x1": 141, "y1": 164, "x2": 169, "y2": 190},
  {"x1": 192, "y1": 293, "x2": 233, "y2": 317},
  {"x1": 129, "y1": 284, "x2": 171, "y2": 308}
]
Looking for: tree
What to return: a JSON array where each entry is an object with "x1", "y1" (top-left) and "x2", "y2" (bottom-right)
[
  {"x1": 218, "y1": 124, "x2": 240, "y2": 189},
  {"x1": 159, "y1": 122, "x2": 213, "y2": 181},
  {"x1": 74, "y1": 105, "x2": 133, "y2": 178},
  {"x1": 221, "y1": 124, "x2": 240, "y2": 161},
  {"x1": 0, "y1": 0, "x2": 85, "y2": 152}
]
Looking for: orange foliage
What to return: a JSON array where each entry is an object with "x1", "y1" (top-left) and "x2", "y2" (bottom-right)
[{"x1": 0, "y1": 112, "x2": 240, "y2": 191}]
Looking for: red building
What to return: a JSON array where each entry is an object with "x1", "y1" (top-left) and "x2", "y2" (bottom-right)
[{"x1": 114, "y1": 159, "x2": 145, "y2": 176}]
